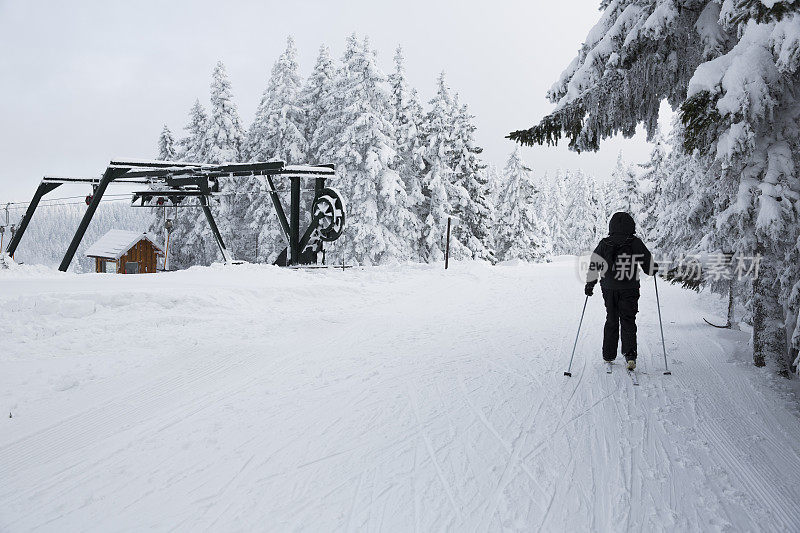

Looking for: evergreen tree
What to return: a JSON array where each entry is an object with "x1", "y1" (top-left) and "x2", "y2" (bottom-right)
[
  {"x1": 547, "y1": 171, "x2": 569, "y2": 255},
  {"x1": 588, "y1": 175, "x2": 607, "y2": 244},
  {"x1": 650, "y1": 126, "x2": 712, "y2": 256},
  {"x1": 485, "y1": 163, "x2": 503, "y2": 209},
  {"x1": 485, "y1": 163, "x2": 504, "y2": 258},
  {"x1": 607, "y1": 151, "x2": 642, "y2": 218},
  {"x1": 496, "y1": 147, "x2": 551, "y2": 261},
  {"x1": 530, "y1": 172, "x2": 555, "y2": 260},
  {"x1": 562, "y1": 170, "x2": 604, "y2": 254},
  {"x1": 449, "y1": 97, "x2": 496, "y2": 263},
  {"x1": 316, "y1": 35, "x2": 414, "y2": 264},
  {"x1": 419, "y1": 73, "x2": 464, "y2": 262},
  {"x1": 175, "y1": 99, "x2": 218, "y2": 267},
  {"x1": 239, "y1": 37, "x2": 308, "y2": 262},
  {"x1": 246, "y1": 36, "x2": 306, "y2": 163},
  {"x1": 206, "y1": 61, "x2": 245, "y2": 164},
  {"x1": 203, "y1": 61, "x2": 245, "y2": 262},
  {"x1": 388, "y1": 46, "x2": 425, "y2": 259},
  {"x1": 157, "y1": 125, "x2": 176, "y2": 161},
  {"x1": 302, "y1": 45, "x2": 337, "y2": 164},
  {"x1": 151, "y1": 114, "x2": 211, "y2": 269},
  {"x1": 178, "y1": 99, "x2": 208, "y2": 161},
  {"x1": 620, "y1": 162, "x2": 642, "y2": 219},
  {"x1": 639, "y1": 130, "x2": 667, "y2": 243}
]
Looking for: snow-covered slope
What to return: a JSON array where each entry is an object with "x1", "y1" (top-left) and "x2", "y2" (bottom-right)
[{"x1": 1, "y1": 261, "x2": 799, "y2": 531}]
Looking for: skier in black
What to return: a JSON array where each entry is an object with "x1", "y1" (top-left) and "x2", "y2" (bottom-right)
[{"x1": 585, "y1": 212, "x2": 657, "y2": 371}]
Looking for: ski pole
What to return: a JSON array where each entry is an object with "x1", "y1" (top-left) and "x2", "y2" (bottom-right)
[
  {"x1": 654, "y1": 275, "x2": 671, "y2": 375},
  {"x1": 564, "y1": 295, "x2": 589, "y2": 377}
]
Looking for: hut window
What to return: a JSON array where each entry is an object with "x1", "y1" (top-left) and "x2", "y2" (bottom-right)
[{"x1": 103, "y1": 260, "x2": 116, "y2": 273}]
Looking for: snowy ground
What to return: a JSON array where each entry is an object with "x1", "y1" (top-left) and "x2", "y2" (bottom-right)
[{"x1": 1, "y1": 259, "x2": 799, "y2": 531}]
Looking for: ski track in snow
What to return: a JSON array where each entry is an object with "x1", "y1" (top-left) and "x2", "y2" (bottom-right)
[{"x1": 1, "y1": 260, "x2": 799, "y2": 531}]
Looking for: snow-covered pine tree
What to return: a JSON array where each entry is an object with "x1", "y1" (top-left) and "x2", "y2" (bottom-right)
[
  {"x1": 302, "y1": 45, "x2": 336, "y2": 164},
  {"x1": 449, "y1": 97, "x2": 496, "y2": 263},
  {"x1": 177, "y1": 99, "x2": 208, "y2": 162},
  {"x1": 495, "y1": 147, "x2": 551, "y2": 261},
  {"x1": 590, "y1": 175, "x2": 607, "y2": 244},
  {"x1": 157, "y1": 125, "x2": 176, "y2": 161},
  {"x1": 485, "y1": 163, "x2": 503, "y2": 210},
  {"x1": 150, "y1": 115, "x2": 212, "y2": 269},
  {"x1": 607, "y1": 151, "x2": 642, "y2": 220},
  {"x1": 174, "y1": 98, "x2": 221, "y2": 267},
  {"x1": 238, "y1": 37, "x2": 308, "y2": 263},
  {"x1": 530, "y1": 172, "x2": 555, "y2": 260},
  {"x1": 638, "y1": 130, "x2": 667, "y2": 243},
  {"x1": 203, "y1": 61, "x2": 246, "y2": 262},
  {"x1": 246, "y1": 36, "x2": 306, "y2": 164},
  {"x1": 621, "y1": 164, "x2": 643, "y2": 221},
  {"x1": 509, "y1": 0, "x2": 800, "y2": 374},
  {"x1": 485, "y1": 163, "x2": 503, "y2": 255},
  {"x1": 684, "y1": 6, "x2": 800, "y2": 374},
  {"x1": 206, "y1": 61, "x2": 245, "y2": 165},
  {"x1": 419, "y1": 72, "x2": 466, "y2": 262},
  {"x1": 561, "y1": 170, "x2": 604, "y2": 254},
  {"x1": 315, "y1": 35, "x2": 414, "y2": 264},
  {"x1": 150, "y1": 126, "x2": 175, "y2": 248},
  {"x1": 649, "y1": 126, "x2": 711, "y2": 257},
  {"x1": 546, "y1": 171, "x2": 569, "y2": 255},
  {"x1": 388, "y1": 46, "x2": 425, "y2": 260}
]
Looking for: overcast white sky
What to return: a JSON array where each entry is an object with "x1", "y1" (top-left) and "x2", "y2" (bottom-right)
[{"x1": 0, "y1": 0, "x2": 670, "y2": 203}]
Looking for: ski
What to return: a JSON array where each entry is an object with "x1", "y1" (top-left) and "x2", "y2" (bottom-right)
[
  {"x1": 703, "y1": 317, "x2": 731, "y2": 329},
  {"x1": 627, "y1": 368, "x2": 640, "y2": 386},
  {"x1": 606, "y1": 361, "x2": 613, "y2": 374}
]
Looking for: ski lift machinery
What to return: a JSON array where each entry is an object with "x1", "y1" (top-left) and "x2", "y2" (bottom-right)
[{"x1": 5, "y1": 160, "x2": 345, "y2": 270}]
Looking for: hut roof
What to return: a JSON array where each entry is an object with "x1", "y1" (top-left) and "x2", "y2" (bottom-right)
[{"x1": 85, "y1": 230, "x2": 164, "y2": 260}]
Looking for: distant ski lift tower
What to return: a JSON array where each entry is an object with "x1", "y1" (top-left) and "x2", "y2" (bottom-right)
[{"x1": 6, "y1": 160, "x2": 345, "y2": 270}]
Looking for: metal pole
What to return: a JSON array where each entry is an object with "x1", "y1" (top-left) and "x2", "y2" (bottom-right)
[
  {"x1": 445, "y1": 216, "x2": 451, "y2": 269},
  {"x1": 654, "y1": 276, "x2": 671, "y2": 375},
  {"x1": 290, "y1": 176, "x2": 300, "y2": 265},
  {"x1": 266, "y1": 175, "x2": 291, "y2": 242},
  {"x1": 164, "y1": 232, "x2": 170, "y2": 271},
  {"x1": 59, "y1": 168, "x2": 119, "y2": 271},
  {"x1": 164, "y1": 217, "x2": 173, "y2": 272},
  {"x1": 313, "y1": 177, "x2": 326, "y2": 264},
  {"x1": 199, "y1": 196, "x2": 229, "y2": 262},
  {"x1": 6, "y1": 182, "x2": 61, "y2": 257},
  {"x1": 314, "y1": 177, "x2": 325, "y2": 197},
  {"x1": 564, "y1": 295, "x2": 589, "y2": 377}
]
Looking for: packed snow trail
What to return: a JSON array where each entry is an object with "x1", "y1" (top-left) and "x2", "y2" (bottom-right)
[{"x1": 1, "y1": 260, "x2": 799, "y2": 531}]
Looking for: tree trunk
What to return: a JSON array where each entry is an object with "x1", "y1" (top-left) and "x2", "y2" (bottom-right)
[
  {"x1": 752, "y1": 245, "x2": 790, "y2": 375},
  {"x1": 752, "y1": 271, "x2": 767, "y2": 367},
  {"x1": 726, "y1": 279, "x2": 736, "y2": 329}
]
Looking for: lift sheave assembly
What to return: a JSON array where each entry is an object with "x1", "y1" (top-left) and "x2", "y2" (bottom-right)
[{"x1": 5, "y1": 160, "x2": 345, "y2": 270}]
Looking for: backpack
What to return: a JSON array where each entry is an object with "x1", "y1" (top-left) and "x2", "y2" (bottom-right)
[{"x1": 598, "y1": 236, "x2": 635, "y2": 281}]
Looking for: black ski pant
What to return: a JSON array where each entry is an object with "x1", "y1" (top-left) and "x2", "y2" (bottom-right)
[{"x1": 600, "y1": 286, "x2": 640, "y2": 360}]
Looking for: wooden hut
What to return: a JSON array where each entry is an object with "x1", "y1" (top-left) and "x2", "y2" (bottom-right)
[{"x1": 85, "y1": 230, "x2": 164, "y2": 274}]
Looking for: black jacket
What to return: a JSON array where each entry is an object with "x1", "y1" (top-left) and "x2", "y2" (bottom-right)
[{"x1": 586, "y1": 212, "x2": 657, "y2": 289}]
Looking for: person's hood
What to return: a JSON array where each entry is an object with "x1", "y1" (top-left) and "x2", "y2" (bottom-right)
[{"x1": 609, "y1": 212, "x2": 636, "y2": 235}]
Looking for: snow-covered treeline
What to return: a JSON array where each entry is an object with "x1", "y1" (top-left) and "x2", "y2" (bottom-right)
[
  {"x1": 491, "y1": 147, "x2": 624, "y2": 261},
  {"x1": 510, "y1": 0, "x2": 800, "y2": 375},
  {"x1": 154, "y1": 35, "x2": 502, "y2": 267},
  {"x1": 8, "y1": 202, "x2": 150, "y2": 272}
]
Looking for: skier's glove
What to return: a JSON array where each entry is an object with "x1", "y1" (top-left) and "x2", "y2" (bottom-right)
[{"x1": 584, "y1": 282, "x2": 595, "y2": 296}]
